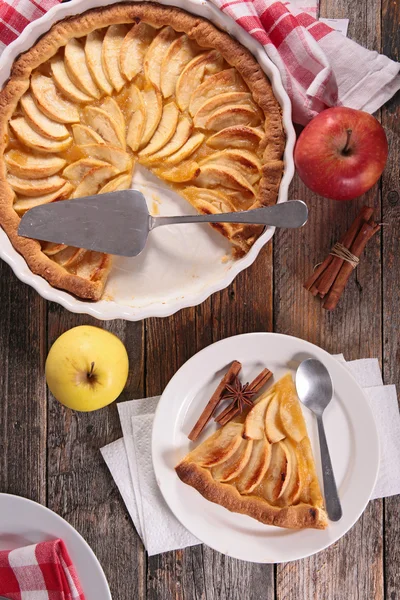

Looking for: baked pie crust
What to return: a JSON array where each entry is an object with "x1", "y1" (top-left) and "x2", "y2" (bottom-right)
[
  {"x1": 176, "y1": 374, "x2": 328, "y2": 530},
  {"x1": 0, "y1": 2, "x2": 285, "y2": 300}
]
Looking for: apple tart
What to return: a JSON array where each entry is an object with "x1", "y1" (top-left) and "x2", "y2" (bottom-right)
[
  {"x1": 176, "y1": 374, "x2": 328, "y2": 530},
  {"x1": 0, "y1": 2, "x2": 284, "y2": 300}
]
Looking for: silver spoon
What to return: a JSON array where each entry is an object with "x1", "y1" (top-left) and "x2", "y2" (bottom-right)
[{"x1": 296, "y1": 358, "x2": 343, "y2": 522}]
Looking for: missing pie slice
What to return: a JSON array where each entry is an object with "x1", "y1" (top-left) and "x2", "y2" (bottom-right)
[{"x1": 176, "y1": 373, "x2": 328, "y2": 530}]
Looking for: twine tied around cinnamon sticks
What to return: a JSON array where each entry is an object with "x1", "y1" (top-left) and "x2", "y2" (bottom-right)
[{"x1": 304, "y1": 206, "x2": 381, "y2": 311}]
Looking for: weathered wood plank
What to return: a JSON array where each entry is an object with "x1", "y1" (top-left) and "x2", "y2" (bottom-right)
[
  {"x1": 46, "y1": 307, "x2": 146, "y2": 600},
  {"x1": 0, "y1": 262, "x2": 46, "y2": 503},
  {"x1": 275, "y1": 0, "x2": 384, "y2": 597},
  {"x1": 381, "y1": 1, "x2": 400, "y2": 598}
]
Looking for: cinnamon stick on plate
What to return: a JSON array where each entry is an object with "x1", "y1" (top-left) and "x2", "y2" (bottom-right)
[{"x1": 188, "y1": 360, "x2": 242, "y2": 441}]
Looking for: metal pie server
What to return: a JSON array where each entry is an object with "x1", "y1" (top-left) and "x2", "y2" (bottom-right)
[{"x1": 18, "y1": 190, "x2": 308, "y2": 258}]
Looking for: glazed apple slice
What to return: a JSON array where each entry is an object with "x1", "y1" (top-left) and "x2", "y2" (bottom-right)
[
  {"x1": 264, "y1": 395, "x2": 286, "y2": 443},
  {"x1": 64, "y1": 38, "x2": 100, "y2": 99},
  {"x1": 5, "y1": 151, "x2": 66, "y2": 179},
  {"x1": 119, "y1": 22, "x2": 158, "y2": 81},
  {"x1": 143, "y1": 26, "x2": 177, "y2": 90},
  {"x1": 100, "y1": 97, "x2": 125, "y2": 133},
  {"x1": 30, "y1": 73, "x2": 79, "y2": 124},
  {"x1": 10, "y1": 118, "x2": 73, "y2": 153},
  {"x1": 126, "y1": 88, "x2": 146, "y2": 152},
  {"x1": 7, "y1": 174, "x2": 66, "y2": 197},
  {"x1": 279, "y1": 374, "x2": 307, "y2": 443},
  {"x1": 139, "y1": 102, "x2": 179, "y2": 158},
  {"x1": 13, "y1": 182, "x2": 73, "y2": 216},
  {"x1": 243, "y1": 391, "x2": 273, "y2": 440},
  {"x1": 72, "y1": 164, "x2": 119, "y2": 198},
  {"x1": 206, "y1": 104, "x2": 262, "y2": 130},
  {"x1": 160, "y1": 35, "x2": 198, "y2": 98},
  {"x1": 51, "y1": 247, "x2": 87, "y2": 269},
  {"x1": 193, "y1": 92, "x2": 252, "y2": 128},
  {"x1": 85, "y1": 31, "x2": 113, "y2": 96},
  {"x1": 200, "y1": 149, "x2": 262, "y2": 185},
  {"x1": 20, "y1": 92, "x2": 70, "y2": 141},
  {"x1": 79, "y1": 144, "x2": 133, "y2": 172},
  {"x1": 102, "y1": 24, "x2": 130, "y2": 92},
  {"x1": 99, "y1": 173, "x2": 132, "y2": 194},
  {"x1": 154, "y1": 161, "x2": 200, "y2": 183},
  {"x1": 182, "y1": 187, "x2": 235, "y2": 215},
  {"x1": 195, "y1": 165, "x2": 256, "y2": 196},
  {"x1": 142, "y1": 116, "x2": 192, "y2": 164},
  {"x1": 260, "y1": 440, "x2": 291, "y2": 502},
  {"x1": 63, "y1": 158, "x2": 110, "y2": 182},
  {"x1": 189, "y1": 422, "x2": 244, "y2": 468},
  {"x1": 189, "y1": 69, "x2": 247, "y2": 116},
  {"x1": 50, "y1": 56, "x2": 92, "y2": 104},
  {"x1": 279, "y1": 439, "x2": 301, "y2": 505},
  {"x1": 211, "y1": 438, "x2": 253, "y2": 482},
  {"x1": 176, "y1": 50, "x2": 224, "y2": 111},
  {"x1": 235, "y1": 437, "x2": 272, "y2": 494},
  {"x1": 41, "y1": 242, "x2": 67, "y2": 256},
  {"x1": 164, "y1": 132, "x2": 204, "y2": 165},
  {"x1": 83, "y1": 107, "x2": 125, "y2": 149},
  {"x1": 72, "y1": 124, "x2": 106, "y2": 146},
  {"x1": 140, "y1": 84, "x2": 163, "y2": 148},
  {"x1": 206, "y1": 126, "x2": 264, "y2": 151}
]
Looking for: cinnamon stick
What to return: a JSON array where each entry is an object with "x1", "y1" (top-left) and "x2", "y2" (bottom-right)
[
  {"x1": 216, "y1": 404, "x2": 240, "y2": 427},
  {"x1": 323, "y1": 220, "x2": 381, "y2": 311},
  {"x1": 248, "y1": 368, "x2": 273, "y2": 392},
  {"x1": 188, "y1": 360, "x2": 242, "y2": 441},
  {"x1": 317, "y1": 206, "x2": 374, "y2": 296}
]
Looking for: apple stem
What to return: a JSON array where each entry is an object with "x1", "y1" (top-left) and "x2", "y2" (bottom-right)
[
  {"x1": 88, "y1": 361, "x2": 95, "y2": 379},
  {"x1": 342, "y1": 129, "x2": 352, "y2": 155}
]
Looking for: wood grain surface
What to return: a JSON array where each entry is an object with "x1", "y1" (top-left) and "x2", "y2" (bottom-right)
[{"x1": 0, "y1": 1, "x2": 399, "y2": 598}]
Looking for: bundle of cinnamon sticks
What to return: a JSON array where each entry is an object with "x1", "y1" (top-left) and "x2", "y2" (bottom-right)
[{"x1": 304, "y1": 206, "x2": 380, "y2": 310}]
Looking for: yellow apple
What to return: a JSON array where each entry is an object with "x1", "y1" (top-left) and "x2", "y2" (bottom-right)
[{"x1": 45, "y1": 325, "x2": 129, "y2": 411}]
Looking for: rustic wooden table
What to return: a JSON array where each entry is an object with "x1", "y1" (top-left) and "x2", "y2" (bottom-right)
[{"x1": 0, "y1": 0, "x2": 399, "y2": 598}]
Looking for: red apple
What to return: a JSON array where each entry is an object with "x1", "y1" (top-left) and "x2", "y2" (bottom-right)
[{"x1": 294, "y1": 107, "x2": 388, "y2": 201}]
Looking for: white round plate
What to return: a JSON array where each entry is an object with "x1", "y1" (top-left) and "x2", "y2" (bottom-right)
[
  {"x1": 0, "y1": 0, "x2": 295, "y2": 321},
  {"x1": 0, "y1": 493, "x2": 111, "y2": 599},
  {"x1": 152, "y1": 333, "x2": 380, "y2": 563}
]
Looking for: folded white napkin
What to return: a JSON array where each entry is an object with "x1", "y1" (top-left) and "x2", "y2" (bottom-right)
[{"x1": 101, "y1": 357, "x2": 400, "y2": 556}]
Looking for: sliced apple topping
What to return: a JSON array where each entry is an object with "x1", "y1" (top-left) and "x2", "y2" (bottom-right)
[
  {"x1": 160, "y1": 35, "x2": 198, "y2": 98},
  {"x1": 193, "y1": 92, "x2": 253, "y2": 128},
  {"x1": 7, "y1": 174, "x2": 66, "y2": 197},
  {"x1": 278, "y1": 439, "x2": 301, "y2": 505},
  {"x1": 63, "y1": 158, "x2": 110, "y2": 182},
  {"x1": 85, "y1": 31, "x2": 113, "y2": 96},
  {"x1": 142, "y1": 116, "x2": 192, "y2": 164},
  {"x1": 79, "y1": 144, "x2": 133, "y2": 172},
  {"x1": 5, "y1": 151, "x2": 66, "y2": 179},
  {"x1": 51, "y1": 247, "x2": 87, "y2": 269},
  {"x1": 139, "y1": 102, "x2": 179, "y2": 158},
  {"x1": 13, "y1": 182, "x2": 73, "y2": 216},
  {"x1": 140, "y1": 84, "x2": 163, "y2": 148},
  {"x1": 243, "y1": 391, "x2": 273, "y2": 440},
  {"x1": 119, "y1": 22, "x2": 157, "y2": 81},
  {"x1": 50, "y1": 56, "x2": 92, "y2": 104},
  {"x1": 72, "y1": 164, "x2": 119, "y2": 198},
  {"x1": 176, "y1": 50, "x2": 224, "y2": 111},
  {"x1": 259, "y1": 440, "x2": 290, "y2": 503},
  {"x1": 278, "y1": 374, "x2": 307, "y2": 443},
  {"x1": 72, "y1": 124, "x2": 106, "y2": 146},
  {"x1": 264, "y1": 395, "x2": 286, "y2": 444},
  {"x1": 211, "y1": 438, "x2": 253, "y2": 482},
  {"x1": 41, "y1": 242, "x2": 67, "y2": 256},
  {"x1": 144, "y1": 26, "x2": 177, "y2": 90},
  {"x1": 83, "y1": 107, "x2": 125, "y2": 149},
  {"x1": 99, "y1": 173, "x2": 131, "y2": 194},
  {"x1": 199, "y1": 149, "x2": 262, "y2": 185},
  {"x1": 164, "y1": 132, "x2": 204, "y2": 165},
  {"x1": 206, "y1": 126, "x2": 264, "y2": 151},
  {"x1": 30, "y1": 73, "x2": 79, "y2": 124},
  {"x1": 10, "y1": 118, "x2": 72, "y2": 153},
  {"x1": 181, "y1": 187, "x2": 235, "y2": 215},
  {"x1": 126, "y1": 85, "x2": 146, "y2": 152},
  {"x1": 20, "y1": 92, "x2": 70, "y2": 140},
  {"x1": 189, "y1": 69, "x2": 247, "y2": 116},
  {"x1": 206, "y1": 104, "x2": 263, "y2": 131},
  {"x1": 154, "y1": 161, "x2": 199, "y2": 183},
  {"x1": 195, "y1": 165, "x2": 256, "y2": 196},
  {"x1": 64, "y1": 38, "x2": 100, "y2": 99},
  {"x1": 100, "y1": 97, "x2": 125, "y2": 133},
  {"x1": 102, "y1": 24, "x2": 130, "y2": 92},
  {"x1": 189, "y1": 422, "x2": 244, "y2": 468},
  {"x1": 235, "y1": 438, "x2": 272, "y2": 494}
]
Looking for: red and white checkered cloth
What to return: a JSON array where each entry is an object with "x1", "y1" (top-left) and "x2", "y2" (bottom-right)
[
  {"x1": 0, "y1": 0, "x2": 399, "y2": 123},
  {"x1": 0, "y1": 539, "x2": 85, "y2": 600}
]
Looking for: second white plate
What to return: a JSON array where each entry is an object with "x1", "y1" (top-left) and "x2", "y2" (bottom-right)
[{"x1": 152, "y1": 333, "x2": 379, "y2": 563}]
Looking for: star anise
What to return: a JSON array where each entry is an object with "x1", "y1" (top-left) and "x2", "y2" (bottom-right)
[{"x1": 215, "y1": 375, "x2": 258, "y2": 426}]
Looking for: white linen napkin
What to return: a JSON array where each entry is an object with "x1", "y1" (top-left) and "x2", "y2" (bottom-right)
[{"x1": 101, "y1": 357, "x2": 400, "y2": 556}]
